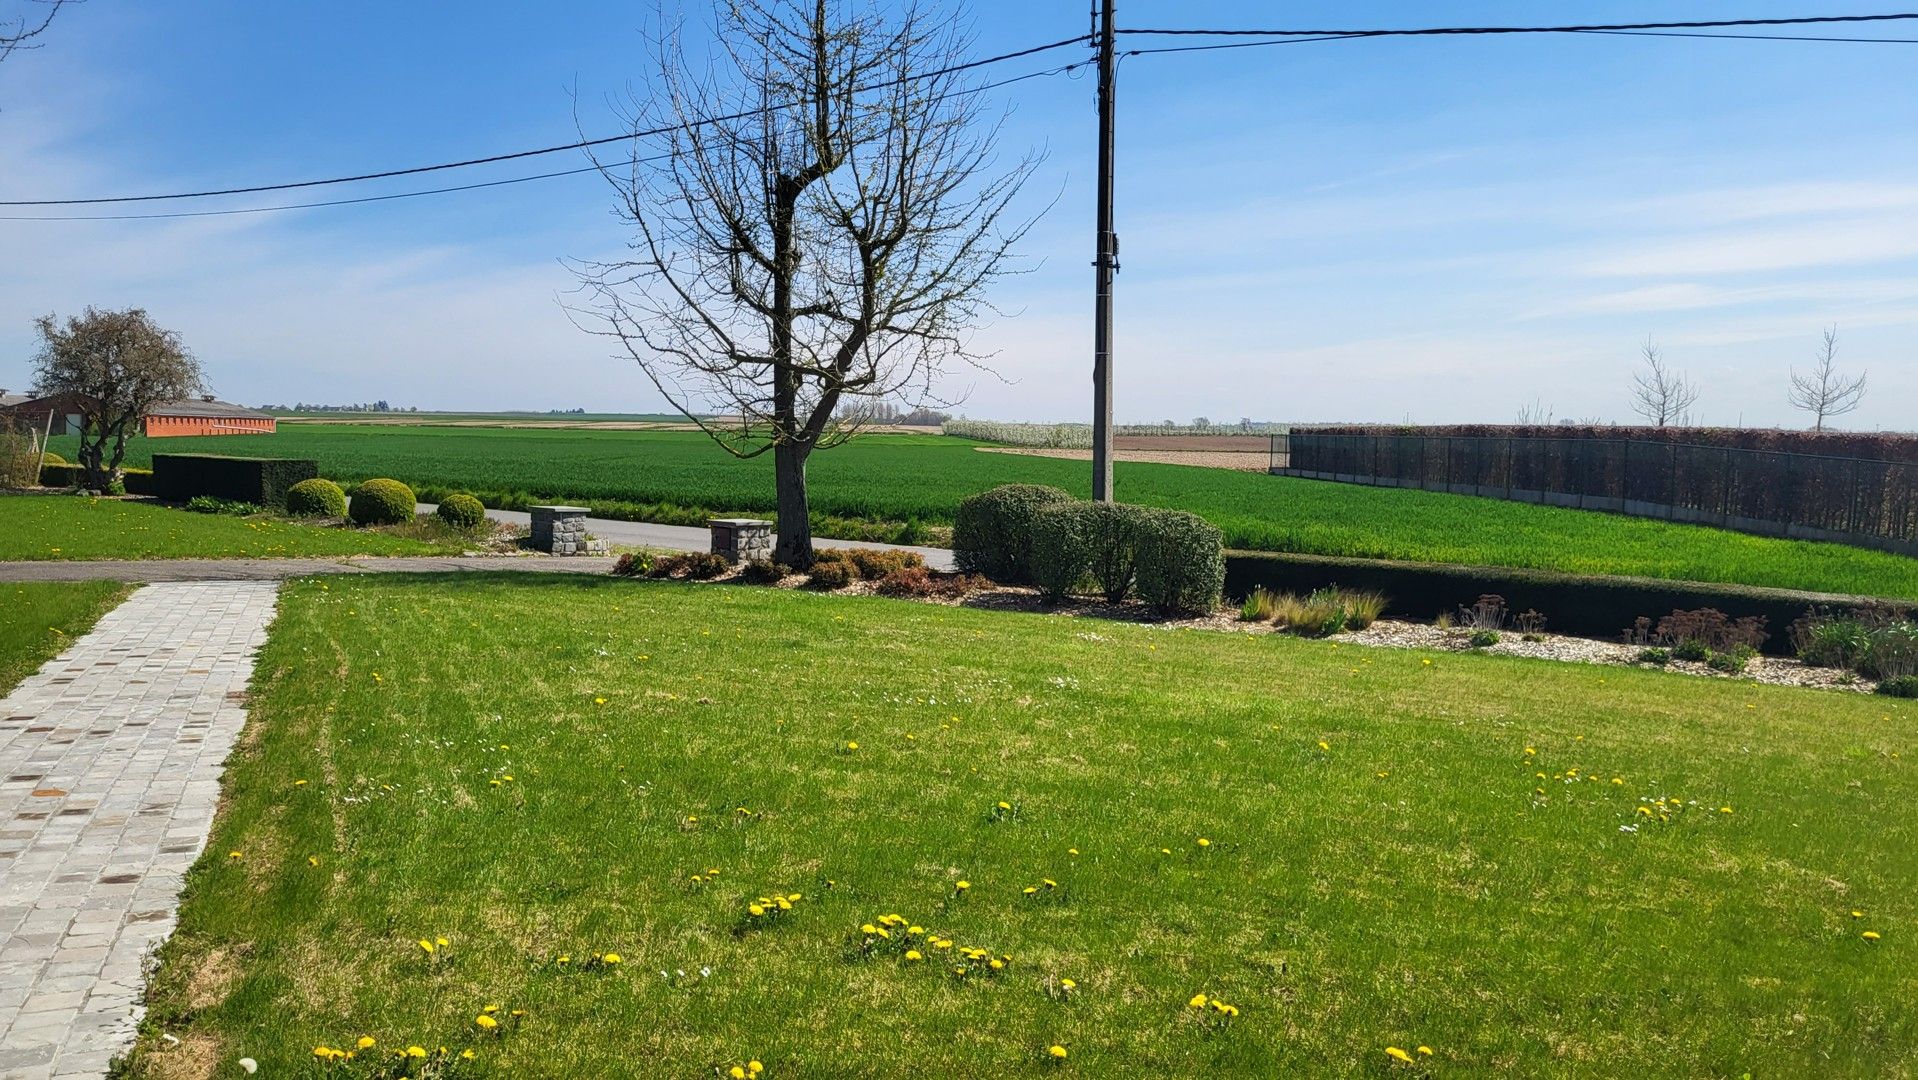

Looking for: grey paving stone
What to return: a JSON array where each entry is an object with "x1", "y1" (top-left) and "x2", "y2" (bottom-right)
[{"x1": 0, "y1": 582, "x2": 278, "y2": 1079}]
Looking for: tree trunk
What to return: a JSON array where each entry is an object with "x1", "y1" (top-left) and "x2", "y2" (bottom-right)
[
  {"x1": 773, "y1": 441, "x2": 812, "y2": 567},
  {"x1": 79, "y1": 419, "x2": 106, "y2": 490}
]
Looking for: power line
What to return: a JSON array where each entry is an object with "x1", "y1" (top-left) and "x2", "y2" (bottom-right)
[
  {"x1": 0, "y1": 63, "x2": 1085, "y2": 222},
  {"x1": 0, "y1": 34, "x2": 1090, "y2": 208},
  {"x1": 1121, "y1": 26, "x2": 1918, "y2": 59},
  {"x1": 1115, "y1": 12, "x2": 1918, "y2": 38}
]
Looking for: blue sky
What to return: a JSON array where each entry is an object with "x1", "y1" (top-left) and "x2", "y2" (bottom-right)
[{"x1": 1, "y1": 1, "x2": 1914, "y2": 428}]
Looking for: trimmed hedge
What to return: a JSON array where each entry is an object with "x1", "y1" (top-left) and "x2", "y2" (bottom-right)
[
  {"x1": 38, "y1": 463, "x2": 157, "y2": 494},
  {"x1": 348, "y1": 478, "x2": 416, "y2": 526},
  {"x1": 436, "y1": 492, "x2": 487, "y2": 529},
  {"x1": 38, "y1": 451, "x2": 66, "y2": 466},
  {"x1": 1135, "y1": 510, "x2": 1226, "y2": 617},
  {"x1": 1222, "y1": 549, "x2": 1897, "y2": 656},
  {"x1": 152, "y1": 454, "x2": 318, "y2": 509},
  {"x1": 1030, "y1": 501, "x2": 1097, "y2": 603},
  {"x1": 285, "y1": 478, "x2": 347, "y2": 518},
  {"x1": 1302, "y1": 423, "x2": 1918, "y2": 465},
  {"x1": 952, "y1": 484, "x2": 1074, "y2": 584}
]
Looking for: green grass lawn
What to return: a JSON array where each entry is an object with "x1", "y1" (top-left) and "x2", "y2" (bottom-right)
[
  {"x1": 57, "y1": 426, "x2": 1918, "y2": 599},
  {"x1": 0, "y1": 496, "x2": 463, "y2": 561},
  {"x1": 127, "y1": 576, "x2": 1914, "y2": 1078},
  {"x1": 0, "y1": 581, "x2": 132, "y2": 694}
]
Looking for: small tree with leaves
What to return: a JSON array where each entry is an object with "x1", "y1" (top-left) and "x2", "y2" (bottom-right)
[
  {"x1": 572, "y1": 0, "x2": 1039, "y2": 567},
  {"x1": 30, "y1": 307, "x2": 202, "y2": 490},
  {"x1": 1628, "y1": 337, "x2": 1698, "y2": 428},
  {"x1": 1788, "y1": 326, "x2": 1866, "y2": 432}
]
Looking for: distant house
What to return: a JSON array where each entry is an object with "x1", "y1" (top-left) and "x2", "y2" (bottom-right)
[
  {"x1": 0, "y1": 392, "x2": 276, "y2": 437},
  {"x1": 142, "y1": 395, "x2": 277, "y2": 436}
]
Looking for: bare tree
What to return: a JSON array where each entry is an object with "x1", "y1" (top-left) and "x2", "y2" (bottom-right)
[
  {"x1": 1628, "y1": 337, "x2": 1699, "y2": 428},
  {"x1": 571, "y1": 0, "x2": 1039, "y2": 567},
  {"x1": 30, "y1": 307, "x2": 202, "y2": 490},
  {"x1": 1515, "y1": 397, "x2": 1554, "y2": 425},
  {"x1": 1, "y1": 0, "x2": 72, "y2": 64},
  {"x1": 1788, "y1": 326, "x2": 1867, "y2": 432}
]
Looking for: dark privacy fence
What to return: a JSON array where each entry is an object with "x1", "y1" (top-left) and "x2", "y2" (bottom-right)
[{"x1": 1273, "y1": 431, "x2": 1918, "y2": 555}]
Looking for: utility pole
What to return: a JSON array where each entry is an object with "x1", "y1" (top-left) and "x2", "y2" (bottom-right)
[{"x1": 1090, "y1": 0, "x2": 1117, "y2": 501}]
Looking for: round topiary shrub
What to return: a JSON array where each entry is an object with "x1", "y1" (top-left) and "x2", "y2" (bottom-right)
[
  {"x1": 38, "y1": 451, "x2": 67, "y2": 466},
  {"x1": 436, "y1": 492, "x2": 486, "y2": 529},
  {"x1": 1030, "y1": 501, "x2": 1097, "y2": 603},
  {"x1": 952, "y1": 484, "x2": 1074, "y2": 584},
  {"x1": 1134, "y1": 509, "x2": 1226, "y2": 618},
  {"x1": 348, "y1": 478, "x2": 416, "y2": 526},
  {"x1": 1877, "y1": 675, "x2": 1918, "y2": 699},
  {"x1": 285, "y1": 477, "x2": 348, "y2": 518},
  {"x1": 1084, "y1": 501, "x2": 1152, "y2": 602}
]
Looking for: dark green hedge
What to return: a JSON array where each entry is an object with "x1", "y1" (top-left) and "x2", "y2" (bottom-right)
[
  {"x1": 38, "y1": 464, "x2": 157, "y2": 495},
  {"x1": 152, "y1": 454, "x2": 318, "y2": 509},
  {"x1": 1223, "y1": 550, "x2": 1902, "y2": 656}
]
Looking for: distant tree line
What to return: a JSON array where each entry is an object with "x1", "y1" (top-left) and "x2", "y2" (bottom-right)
[
  {"x1": 266, "y1": 401, "x2": 419, "y2": 413},
  {"x1": 833, "y1": 400, "x2": 954, "y2": 427}
]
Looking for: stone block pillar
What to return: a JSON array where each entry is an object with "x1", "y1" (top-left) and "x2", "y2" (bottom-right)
[
  {"x1": 709, "y1": 518, "x2": 774, "y2": 563},
  {"x1": 530, "y1": 505, "x2": 601, "y2": 555}
]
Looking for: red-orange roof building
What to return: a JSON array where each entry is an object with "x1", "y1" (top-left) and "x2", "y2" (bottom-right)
[{"x1": 0, "y1": 392, "x2": 275, "y2": 436}]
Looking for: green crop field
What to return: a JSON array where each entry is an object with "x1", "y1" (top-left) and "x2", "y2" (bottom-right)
[
  {"x1": 124, "y1": 575, "x2": 1914, "y2": 1077},
  {"x1": 0, "y1": 581, "x2": 132, "y2": 695},
  {"x1": 54, "y1": 425, "x2": 1918, "y2": 599}
]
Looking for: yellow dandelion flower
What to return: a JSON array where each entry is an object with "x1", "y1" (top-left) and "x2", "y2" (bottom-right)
[
  {"x1": 989, "y1": 958, "x2": 1006, "y2": 970},
  {"x1": 1068, "y1": 848, "x2": 1079, "y2": 856},
  {"x1": 955, "y1": 880, "x2": 970, "y2": 891},
  {"x1": 731, "y1": 1068, "x2": 747, "y2": 1079},
  {"x1": 307, "y1": 856, "x2": 319, "y2": 867},
  {"x1": 1719, "y1": 806, "x2": 1733, "y2": 814},
  {"x1": 602, "y1": 952, "x2": 622, "y2": 964},
  {"x1": 476, "y1": 1015, "x2": 498, "y2": 1030},
  {"x1": 418, "y1": 939, "x2": 436, "y2": 953},
  {"x1": 294, "y1": 779, "x2": 309, "y2": 787},
  {"x1": 749, "y1": 1062, "x2": 764, "y2": 1075},
  {"x1": 1851, "y1": 910, "x2": 1865, "y2": 918},
  {"x1": 228, "y1": 851, "x2": 243, "y2": 860},
  {"x1": 356, "y1": 1036, "x2": 376, "y2": 1050},
  {"x1": 1048, "y1": 1045, "x2": 1068, "y2": 1060},
  {"x1": 1386, "y1": 1047, "x2": 1413, "y2": 1063},
  {"x1": 1417, "y1": 1046, "x2": 1433, "y2": 1056},
  {"x1": 406, "y1": 1046, "x2": 427, "y2": 1059},
  {"x1": 1317, "y1": 741, "x2": 1330, "y2": 750},
  {"x1": 1188, "y1": 993, "x2": 1208, "y2": 1008},
  {"x1": 749, "y1": 904, "x2": 766, "y2": 917},
  {"x1": 905, "y1": 949, "x2": 924, "y2": 961},
  {"x1": 1863, "y1": 931, "x2": 1882, "y2": 941},
  {"x1": 997, "y1": 801, "x2": 1012, "y2": 810},
  {"x1": 1061, "y1": 978, "x2": 1077, "y2": 990},
  {"x1": 1196, "y1": 838, "x2": 1210, "y2": 848},
  {"x1": 436, "y1": 937, "x2": 449, "y2": 947},
  {"x1": 461, "y1": 1049, "x2": 477, "y2": 1060},
  {"x1": 846, "y1": 741, "x2": 859, "y2": 750}
]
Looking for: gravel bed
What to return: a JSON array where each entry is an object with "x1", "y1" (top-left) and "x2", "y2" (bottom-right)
[{"x1": 1332, "y1": 620, "x2": 1875, "y2": 692}]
